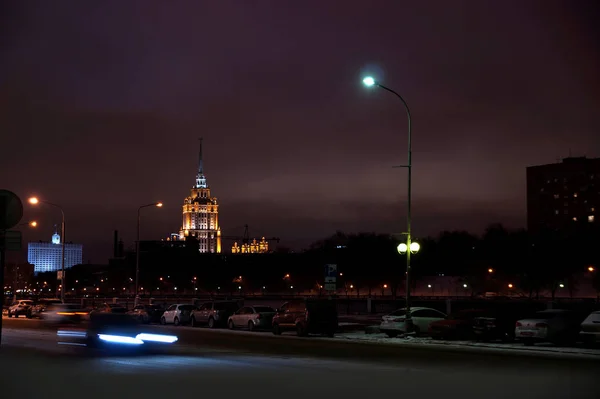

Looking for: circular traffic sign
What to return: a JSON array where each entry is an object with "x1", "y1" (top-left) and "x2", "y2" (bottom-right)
[{"x1": 0, "y1": 189, "x2": 23, "y2": 230}]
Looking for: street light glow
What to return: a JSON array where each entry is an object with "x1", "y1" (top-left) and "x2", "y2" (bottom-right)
[
  {"x1": 397, "y1": 243, "x2": 408, "y2": 254},
  {"x1": 156, "y1": 202, "x2": 163, "y2": 207},
  {"x1": 508, "y1": 283, "x2": 513, "y2": 288},
  {"x1": 488, "y1": 268, "x2": 493, "y2": 273},
  {"x1": 362, "y1": 76, "x2": 376, "y2": 87},
  {"x1": 559, "y1": 283, "x2": 565, "y2": 288},
  {"x1": 29, "y1": 221, "x2": 37, "y2": 227},
  {"x1": 28, "y1": 197, "x2": 39, "y2": 205},
  {"x1": 588, "y1": 266, "x2": 595, "y2": 272},
  {"x1": 409, "y1": 242, "x2": 420, "y2": 254}
]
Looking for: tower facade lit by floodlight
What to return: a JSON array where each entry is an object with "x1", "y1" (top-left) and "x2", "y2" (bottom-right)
[{"x1": 178, "y1": 138, "x2": 222, "y2": 253}]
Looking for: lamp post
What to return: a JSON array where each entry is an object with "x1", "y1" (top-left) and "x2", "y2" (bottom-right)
[
  {"x1": 28, "y1": 197, "x2": 66, "y2": 303},
  {"x1": 11, "y1": 221, "x2": 37, "y2": 302},
  {"x1": 363, "y1": 76, "x2": 416, "y2": 332},
  {"x1": 135, "y1": 202, "x2": 163, "y2": 307}
]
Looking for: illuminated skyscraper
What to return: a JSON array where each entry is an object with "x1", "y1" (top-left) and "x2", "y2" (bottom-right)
[{"x1": 179, "y1": 138, "x2": 222, "y2": 253}]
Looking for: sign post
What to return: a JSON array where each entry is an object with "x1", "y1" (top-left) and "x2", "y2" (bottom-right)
[
  {"x1": 324, "y1": 264, "x2": 337, "y2": 292},
  {"x1": 0, "y1": 190, "x2": 24, "y2": 348}
]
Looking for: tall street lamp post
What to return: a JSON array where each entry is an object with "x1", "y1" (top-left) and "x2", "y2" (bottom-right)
[
  {"x1": 363, "y1": 76, "x2": 418, "y2": 332},
  {"x1": 135, "y1": 202, "x2": 163, "y2": 307},
  {"x1": 28, "y1": 197, "x2": 66, "y2": 303},
  {"x1": 11, "y1": 221, "x2": 38, "y2": 302}
]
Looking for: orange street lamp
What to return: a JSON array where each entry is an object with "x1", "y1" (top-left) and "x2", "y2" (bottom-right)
[
  {"x1": 588, "y1": 266, "x2": 595, "y2": 272},
  {"x1": 508, "y1": 283, "x2": 513, "y2": 289},
  {"x1": 29, "y1": 196, "x2": 66, "y2": 302}
]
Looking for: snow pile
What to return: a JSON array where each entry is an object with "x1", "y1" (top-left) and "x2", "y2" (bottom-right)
[{"x1": 334, "y1": 332, "x2": 600, "y2": 357}]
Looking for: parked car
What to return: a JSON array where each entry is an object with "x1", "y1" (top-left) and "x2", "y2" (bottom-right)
[
  {"x1": 190, "y1": 301, "x2": 239, "y2": 328},
  {"x1": 7, "y1": 300, "x2": 34, "y2": 318},
  {"x1": 579, "y1": 310, "x2": 600, "y2": 346},
  {"x1": 429, "y1": 309, "x2": 487, "y2": 340},
  {"x1": 271, "y1": 299, "x2": 338, "y2": 337},
  {"x1": 515, "y1": 309, "x2": 586, "y2": 346},
  {"x1": 228, "y1": 306, "x2": 276, "y2": 331},
  {"x1": 92, "y1": 303, "x2": 128, "y2": 314},
  {"x1": 128, "y1": 304, "x2": 165, "y2": 324},
  {"x1": 161, "y1": 304, "x2": 197, "y2": 326},
  {"x1": 380, "y1": 307, "x2": 446, "y2": 337},
  {"x1": 472, "y1": 305, "x2": 541, "y2": 342}
]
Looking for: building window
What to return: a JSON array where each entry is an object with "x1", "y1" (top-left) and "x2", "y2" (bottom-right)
[
  {"x1": 553, "y1": 194, "x2": 559, "y2": 199},
  {"x1": 589, "y1": 215, "x2": 595, "y2": 223}
]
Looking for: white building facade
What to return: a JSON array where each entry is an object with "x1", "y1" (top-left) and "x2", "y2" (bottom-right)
[{"x1": 28, "y1": 232, "x2": 83, "y2": 274}]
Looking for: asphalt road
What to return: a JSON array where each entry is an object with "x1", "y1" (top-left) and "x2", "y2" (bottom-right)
[
  {"x1": 3, "y1": 317, "x2": 600, "y2": 365},
  {"x1": 1, "y1": 327, "x2": 599, "y2": 399}
]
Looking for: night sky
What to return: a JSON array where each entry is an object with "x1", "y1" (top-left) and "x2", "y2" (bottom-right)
[{"x1": 1, "y1": 1, "x2": 598, "y2": 263}]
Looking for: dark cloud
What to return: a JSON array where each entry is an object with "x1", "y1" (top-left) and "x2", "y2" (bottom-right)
[{"x1": 1, "y1": 0, "x2": 598, "y2": 262}]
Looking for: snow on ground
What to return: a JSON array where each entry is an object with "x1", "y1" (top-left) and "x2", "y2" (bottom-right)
[{"x1": 335, "y1": 332, "x2": 600, "y2": 357}]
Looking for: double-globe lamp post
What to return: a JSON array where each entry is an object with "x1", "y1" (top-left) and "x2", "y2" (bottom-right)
[
  {"x1": 135, "y1": 202, "x2": 163, "y2": 307},
  {"x1": 363, "y1": 76, "x2": 419, "y2": 332},
  {"x1": 28, "y1": 197, "x2": 66, "y2": 303}
]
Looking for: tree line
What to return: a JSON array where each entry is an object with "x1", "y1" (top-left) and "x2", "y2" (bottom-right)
[{"x1": 30, "y1": 223, "x2": 599, "y2": 298}]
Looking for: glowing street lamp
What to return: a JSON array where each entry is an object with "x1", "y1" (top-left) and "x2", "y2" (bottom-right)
[
  {"x1": 397, "y1": 241, "x2": 420, "y2": 255},
  {"x1": 508, "y1": 283, "x2": 513, "y2": 289},
  {"x1": 488, "y1": 268, "x2": 493, "y2": 273},
  {"x1": 17, "y1": 220, "x2": 37, "y2": 228},
  {"x1": 362, "y1": 76, "x2": 376, "y2": 87},
  {"x1": 588, "y1": 266, "x2": 595, "y2": 273},
  {"x1": 363, "y1": 75, "x2": 415, "y2": 331},
  {"x1": 559, "y1": 283, "x2": 565, "y2": 288},
  {"x1": 28, "y1": 196, "x2": 66, "y2": 303},
  {"x1": 135, "y1": 201, "x2": 163, "y2": 306}
]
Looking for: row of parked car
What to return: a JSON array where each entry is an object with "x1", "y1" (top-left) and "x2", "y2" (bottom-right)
[
  {"x1": 7, "y1": 298, "x2": 600, "y2": 346},
  {"x1": 141, "y1": 299, "x2": 339, "y2": 337},
  {"x1": 379, "y1": 306, "x2": 600, "y2": 346},
  {"x1": 6, "y1": 298, "x2": 340, "y2": 338}
]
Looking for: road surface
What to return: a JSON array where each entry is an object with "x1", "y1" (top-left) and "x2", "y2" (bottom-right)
[{"x1": 1, "y1": 320, "x2": 599, "y2": 399}]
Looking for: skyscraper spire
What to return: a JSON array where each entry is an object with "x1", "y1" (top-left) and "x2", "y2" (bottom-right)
[
  {"x1": 194, "y1": 137, "x2": 208, "y2": 188},
  {"x1": 198, "y1": 137, "x2": 203, "y2": 174}
]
